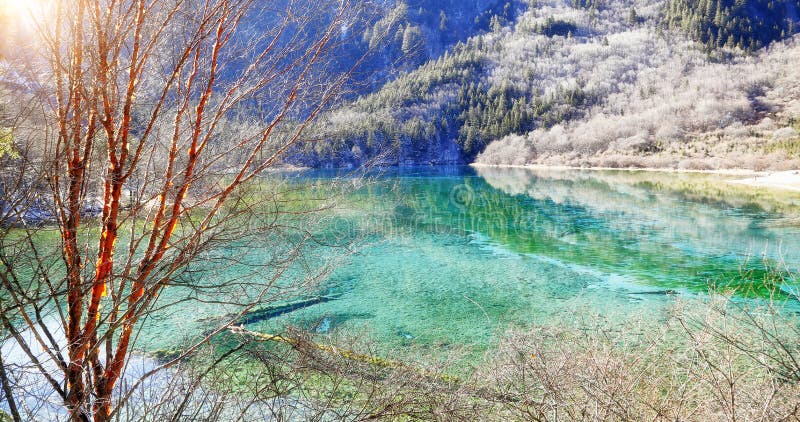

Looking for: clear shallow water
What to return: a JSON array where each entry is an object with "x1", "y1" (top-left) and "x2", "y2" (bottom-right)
[{"x1": 145, "y1": 166, "x2": 800, "y2": 357}]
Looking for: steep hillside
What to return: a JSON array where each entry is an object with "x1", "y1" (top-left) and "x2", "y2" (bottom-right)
[
  {"x1": 478, "y1": 39, "x2": 800, "y2": 170},
  {"x1": 291, "y1": 0, "x2": 800, "y2": 170},
  {"x1": 318, "y1": 0, "x2": 524, "y2": 94},
  {"x1": 360, "y1": 0, "x2": 522, "y2": 73}
]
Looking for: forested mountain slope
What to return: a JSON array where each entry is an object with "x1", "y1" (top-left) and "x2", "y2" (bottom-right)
[
  {"x1": 357, "y1": 0, "x2": 523, "y2": 76},
  {"x1": 663, "y1": 0, "x2": 799, "y2": 51},
  {"x1": 290, "y1": 0, "x2": 800, "y2": 170},
  {"x1": 297, "y1": 0, "x2": 525, "y2": 95}
]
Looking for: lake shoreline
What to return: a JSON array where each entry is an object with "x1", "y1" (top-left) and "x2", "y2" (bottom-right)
[{"x1": 470, "y1": 163, "x2": 800, "y2": 192}]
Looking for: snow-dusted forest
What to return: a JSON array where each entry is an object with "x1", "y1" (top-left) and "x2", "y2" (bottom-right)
[
  {"x1": 298, "y1": 0, "x2": 800, "y2": 170},
  {"x1": 478, "y1": 0, "x2": 800, "y2": 169}
]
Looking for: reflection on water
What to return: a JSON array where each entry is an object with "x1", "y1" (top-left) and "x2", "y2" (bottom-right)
[
  {"x1": 472, "y1": 167, "x2": 800, "y2": 291},
  {"x1": 148, "y1": 166, "x2": 800, "y2": 356}
]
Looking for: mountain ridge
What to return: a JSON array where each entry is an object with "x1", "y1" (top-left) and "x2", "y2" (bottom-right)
[{"x1": 289, "y1": 0, "x2": 800, "y2": 171}]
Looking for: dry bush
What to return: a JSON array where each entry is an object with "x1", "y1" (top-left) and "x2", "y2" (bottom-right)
[
  {"x1": 470, "y1": 297, "x2": 800, "y2": 421},
  {"x1": 194, "y1": 293, "x2": 800, "y2": 421}
]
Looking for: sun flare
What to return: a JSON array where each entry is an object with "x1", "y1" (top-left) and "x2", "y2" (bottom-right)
[
  {"x1": 1, "y1": 0, "x2": 35, "y2": 18},
  {"x1": 0, "y1": 0, "x2": 49, "y2": 32}
]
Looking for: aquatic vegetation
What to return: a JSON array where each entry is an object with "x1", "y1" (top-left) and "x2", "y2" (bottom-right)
[{"x1": 180, "y1": 167, "x2": 800, "y2": 360}]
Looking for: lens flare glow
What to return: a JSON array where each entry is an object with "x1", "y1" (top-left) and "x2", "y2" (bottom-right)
[{"x1": 0, "y1": 0, "x2": 49, "y2": 32}]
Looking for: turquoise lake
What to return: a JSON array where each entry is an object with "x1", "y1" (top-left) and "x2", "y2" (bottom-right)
[{"x1": 143, "y1": 166, "x2": 800, "y2": 359}]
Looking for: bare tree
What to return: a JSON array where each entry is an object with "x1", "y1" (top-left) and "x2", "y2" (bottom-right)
[{"x1": 0, "y1": 0, "x2": 381, "y2": 420}]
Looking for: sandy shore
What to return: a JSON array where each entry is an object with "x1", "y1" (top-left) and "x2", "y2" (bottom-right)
[
  {"x1": 730, "y1": 170, "x2": 800, "y2": 192},
  {"x1": 470, "y1": 163, "x2": 800, "y2": 192},
  {"x1": 470, "y1": 163, "x2": 762, "y2": 176}
]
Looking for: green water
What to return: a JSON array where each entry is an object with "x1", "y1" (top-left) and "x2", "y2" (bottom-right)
[{"x1": 141, "y1": 166, "x2": 800, "y2": 358}]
